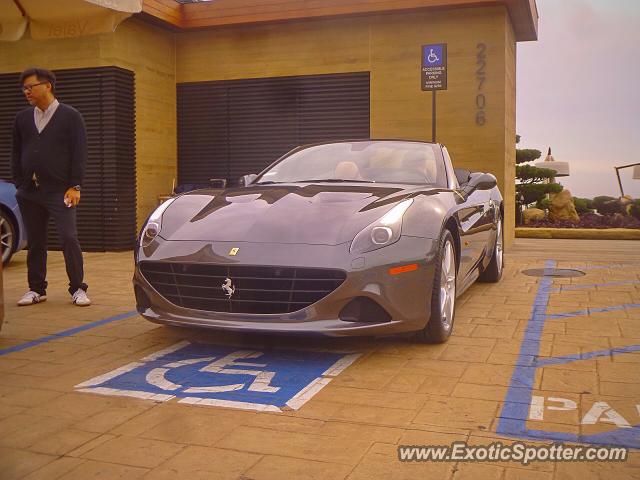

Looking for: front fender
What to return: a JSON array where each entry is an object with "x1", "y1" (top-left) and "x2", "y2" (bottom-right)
[{"x1": 401, "y1": 191, "x2": 457, "y2": 239}]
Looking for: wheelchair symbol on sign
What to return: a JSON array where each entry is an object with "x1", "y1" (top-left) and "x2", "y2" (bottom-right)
[
  {"x1": 427, "y1": 48, "x2": 440, "y2": 64},
  {"x1": 145, "y1": 350, "x2": 281, "y2": 393}
]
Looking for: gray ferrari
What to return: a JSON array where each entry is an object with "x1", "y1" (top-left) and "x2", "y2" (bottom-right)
[{"x1": 133, "y1": 140, "x2": 503, "y2": 343}]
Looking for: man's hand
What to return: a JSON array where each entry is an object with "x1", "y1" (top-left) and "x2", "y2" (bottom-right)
[{"x1": 64, "y1": 188, "x2": 80, "y2": 207}]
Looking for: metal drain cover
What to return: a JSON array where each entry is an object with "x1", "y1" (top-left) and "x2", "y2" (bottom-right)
[{"x1": 521, "y1": 268, "x2": 586, "y2": 277}]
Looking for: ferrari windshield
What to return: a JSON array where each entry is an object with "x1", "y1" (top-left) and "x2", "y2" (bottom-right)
[{"x1": 255, "y1": 141, "x2": 445, "y2": 185}]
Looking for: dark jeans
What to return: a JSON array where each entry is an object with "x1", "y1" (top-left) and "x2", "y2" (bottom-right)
[{"x1": 16, "y1": 189, "x2": 88, "y2": 296}]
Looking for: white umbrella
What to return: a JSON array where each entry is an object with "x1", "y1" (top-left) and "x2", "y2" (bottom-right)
[
  {"x1": 0, "y1": 0, "x2": 142, "y2": 41},
  {"x1": 535, "y1": 147, "x2": 570, "y2": 177}
]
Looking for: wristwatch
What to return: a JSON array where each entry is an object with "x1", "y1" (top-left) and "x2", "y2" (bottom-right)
[{"x1": 72, "y1": 185, "x2": 81, "y2": 191}]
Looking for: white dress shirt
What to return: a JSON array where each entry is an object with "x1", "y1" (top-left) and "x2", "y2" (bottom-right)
[
  {"x1": 34, "y1": 98, "x2": 60, "y2": 133},
  {"x1": 32, "y1": 99, "x2": 60, "y2": 184}
]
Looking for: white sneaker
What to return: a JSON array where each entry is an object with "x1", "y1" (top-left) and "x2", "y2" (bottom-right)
[
  {"x1": 17, "y1": 291, "x2": 47, "y2": 306},
  {"x1": 72, "y1": 289, "x2": 91, "y2": 306}
]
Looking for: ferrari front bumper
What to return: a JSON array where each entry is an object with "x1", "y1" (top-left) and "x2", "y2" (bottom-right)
[{"x1": 133, "y1": 236, "x2": 437, "y2": 336}]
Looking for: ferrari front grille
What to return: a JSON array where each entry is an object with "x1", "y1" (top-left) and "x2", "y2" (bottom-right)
[{"x1": 139, "y1": 262, "x2": 347, "y2": 314}]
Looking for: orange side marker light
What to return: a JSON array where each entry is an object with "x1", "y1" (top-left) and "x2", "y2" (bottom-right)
[{"x1": 389, "y1": 263, "x2": 419, "y2": 275}]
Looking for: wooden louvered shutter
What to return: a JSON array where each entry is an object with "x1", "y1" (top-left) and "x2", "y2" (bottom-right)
[
  {"x1": 0, "y1": 66, "x2": 136, "y2": 252},
  {"x1": 177, "y1": 82, "x2": 228, "y2": 182},
  {"x1": 177, "y1": 72, "x2": 370, "y2": 185},
  {"x1": 297, "y1": 73, "x2": 371, "y2": 145}
]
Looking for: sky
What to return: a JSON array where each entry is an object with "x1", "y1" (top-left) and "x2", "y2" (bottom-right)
[{"x1": 516, "y1": 0, "x2": 640, "y2": 199}]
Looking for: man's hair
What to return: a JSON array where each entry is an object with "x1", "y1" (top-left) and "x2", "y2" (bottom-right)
[{"x1": 19, "y1": 67, "x2": 56, "y2": 93}]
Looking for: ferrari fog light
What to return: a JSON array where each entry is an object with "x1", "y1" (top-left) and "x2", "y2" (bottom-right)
[
  {"x1": 339, "y1": 297, "x2": 391, "y2": 323},
  {"x1": 372, "y1": 226, "x2": 392, "y2": 245}
]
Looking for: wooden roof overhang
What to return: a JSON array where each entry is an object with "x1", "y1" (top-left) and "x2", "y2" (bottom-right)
[{"x1": 140, "y1": 0, "x2": 538, "y2": 41}]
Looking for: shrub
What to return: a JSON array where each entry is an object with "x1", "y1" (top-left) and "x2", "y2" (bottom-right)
[
  {"x1": 517, "y1": 181, "x2": 563, "y2": 206},
  {"x1": 592, "y1": 196, "x2": 618, "y2": 215},
  {"x1": 528, "y1": 213, "x2": 640, "y2": 229},
  {"x1": 536, "y1": 198, "x2": 551, "y2": 210},
  {"x1": 573, "y1": 197, "x2": 593, "y2": 214},
  {"x1": 630, "y1": 199, "x2": 640, "y2": 220}
]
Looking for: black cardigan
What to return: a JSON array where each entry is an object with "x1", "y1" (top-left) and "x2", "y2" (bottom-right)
[{"x1": 11, "y1": 103, "x2": 87, "y2": 192}]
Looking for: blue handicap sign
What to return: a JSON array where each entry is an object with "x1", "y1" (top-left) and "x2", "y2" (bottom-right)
[
  {"x1": 423, "y1": 44, "x2": 444, "y2": 67},
  {"x1": 77, "y1": 341, "x2": 359, "y2": 411}
]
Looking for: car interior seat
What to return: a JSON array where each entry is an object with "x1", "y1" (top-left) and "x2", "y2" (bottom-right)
[
  {"x1": 402, "y1": 150, "x2": 437, "y2": 183},
  {"x1": 334, "y1": 161, "x2": 363, "y2": 180}
]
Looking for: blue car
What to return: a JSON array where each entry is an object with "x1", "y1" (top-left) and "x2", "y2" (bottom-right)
[{"x1": 0, "y1": 180, "x2": 27, "y2": 266}]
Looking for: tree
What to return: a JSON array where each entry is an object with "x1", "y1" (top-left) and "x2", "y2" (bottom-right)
[
  {"x1": 515, "y1": 136, "x2": 562, "y2": 206},
  {"x1": 517, "y1": 149, "x2": 543, "y2": 164}
]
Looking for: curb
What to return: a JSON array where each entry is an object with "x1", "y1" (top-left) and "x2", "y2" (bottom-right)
[{"x1": 516, "y1": 227, "x2": 640, "y2": 240}]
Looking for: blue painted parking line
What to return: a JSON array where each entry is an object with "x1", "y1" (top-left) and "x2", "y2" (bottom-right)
[
  {"x1": 547, "y1": 303, "x2": 640, "y2": 320},
  {"x1": 497, "y1": 260, "x2": 556, "y2": 436},
  {"x1": 0, "y1": 310, "x2": 138, "y2": 357},
  {"x1": 535, "y1": 344, "x2": 640, "y2": 368},
  {"x1": 497, "y1": 261, "x2": 640, "y2": 449},
  {"x1": 76, "y1": 341, "x2": 360, "y2": 412},
  {"x1": 579, "y1": 263, "x2": 640, "y2": 271},
  {"x1": 550, "y1": 280, "x2": 640, "y2": 293}
]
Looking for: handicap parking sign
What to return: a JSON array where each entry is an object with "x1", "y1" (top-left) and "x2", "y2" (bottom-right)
[
  {"x1": 423, "y1": 44, "x2": 444, "y2": 67},
  {"x1": 76, "y1": 341, "x2": 360, "y2": 412}
]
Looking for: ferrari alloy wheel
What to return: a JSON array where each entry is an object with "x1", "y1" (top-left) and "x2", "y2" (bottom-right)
[
  {"x1": 417, "y1": 229, "x2": 457, "y2": 343},
  {"x1": 479, "y1": 213, "x2": 503, "y2": 283},
  {"x1": 439, "y1": 239, "x2": 456, "y2": 330},
  {"x1": 0, "y1": 211, "x2": 15, "y2": 266},
  {"x1": 496, "y1": 218, "x2": 503, "y2": 273}
]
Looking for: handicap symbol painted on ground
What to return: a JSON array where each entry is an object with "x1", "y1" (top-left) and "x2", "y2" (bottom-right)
[{"x1": 76, "y1": 341, "x2": 360, "y2": 412}]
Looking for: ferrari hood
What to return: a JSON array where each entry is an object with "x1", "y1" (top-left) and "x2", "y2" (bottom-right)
[{"x1": 159, "y1": 184, "x2": 426, "y2": 245}]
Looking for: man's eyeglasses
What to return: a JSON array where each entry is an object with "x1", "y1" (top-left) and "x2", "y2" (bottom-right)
[{"x1": 21, "y1": 81, "x2": 48, "y2": 92}]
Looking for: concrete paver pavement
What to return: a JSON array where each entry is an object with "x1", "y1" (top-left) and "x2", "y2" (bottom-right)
[{"x1": 0, "y1": 239, "x2": 639, "y2": 479}]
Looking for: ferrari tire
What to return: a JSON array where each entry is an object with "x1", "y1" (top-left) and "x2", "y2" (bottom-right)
[
  {"x1": 478, "y1": 214, "x2": 503, "y2": 283},
  {"x1": 0, "y1": 210, "x2": 15, "y2": 267},
  {"x1": 416, "y1": 229, "x2": 456, "y2": 344}
]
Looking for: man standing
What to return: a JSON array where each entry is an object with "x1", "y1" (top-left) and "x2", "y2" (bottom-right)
[{"x1": 11, "y1": 67, "x2": 91, "y2": 307}]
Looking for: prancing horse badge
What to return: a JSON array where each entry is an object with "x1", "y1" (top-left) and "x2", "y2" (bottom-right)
[
  {"x1": 222, "y1": 278, "x2": 235, "y2": 298},
  {"x1": 229, "y1": 247, "x2": 239, "y2": 256}
]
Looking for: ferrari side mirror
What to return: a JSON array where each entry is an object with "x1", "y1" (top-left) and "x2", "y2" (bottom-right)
[
  {"x1": 469, "y1": 172, "x2": 497, "y2": 190},
  {"x1": 462, "y1": 172, "x2": 497, "y2": 195},
  {"x1": 209, "y1": 178, "x2": 227, "y2": 189},
  {"x1": 239, "y1": 174, "x2": 258, "y2": 186}
]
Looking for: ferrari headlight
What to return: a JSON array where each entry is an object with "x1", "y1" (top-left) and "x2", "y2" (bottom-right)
[
  {"x1": 140, "y1": 197, "x2": 177, "y2": 247},
  {"x1": 350, "y1": 198, "x2": 413, "y2": 254}
]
